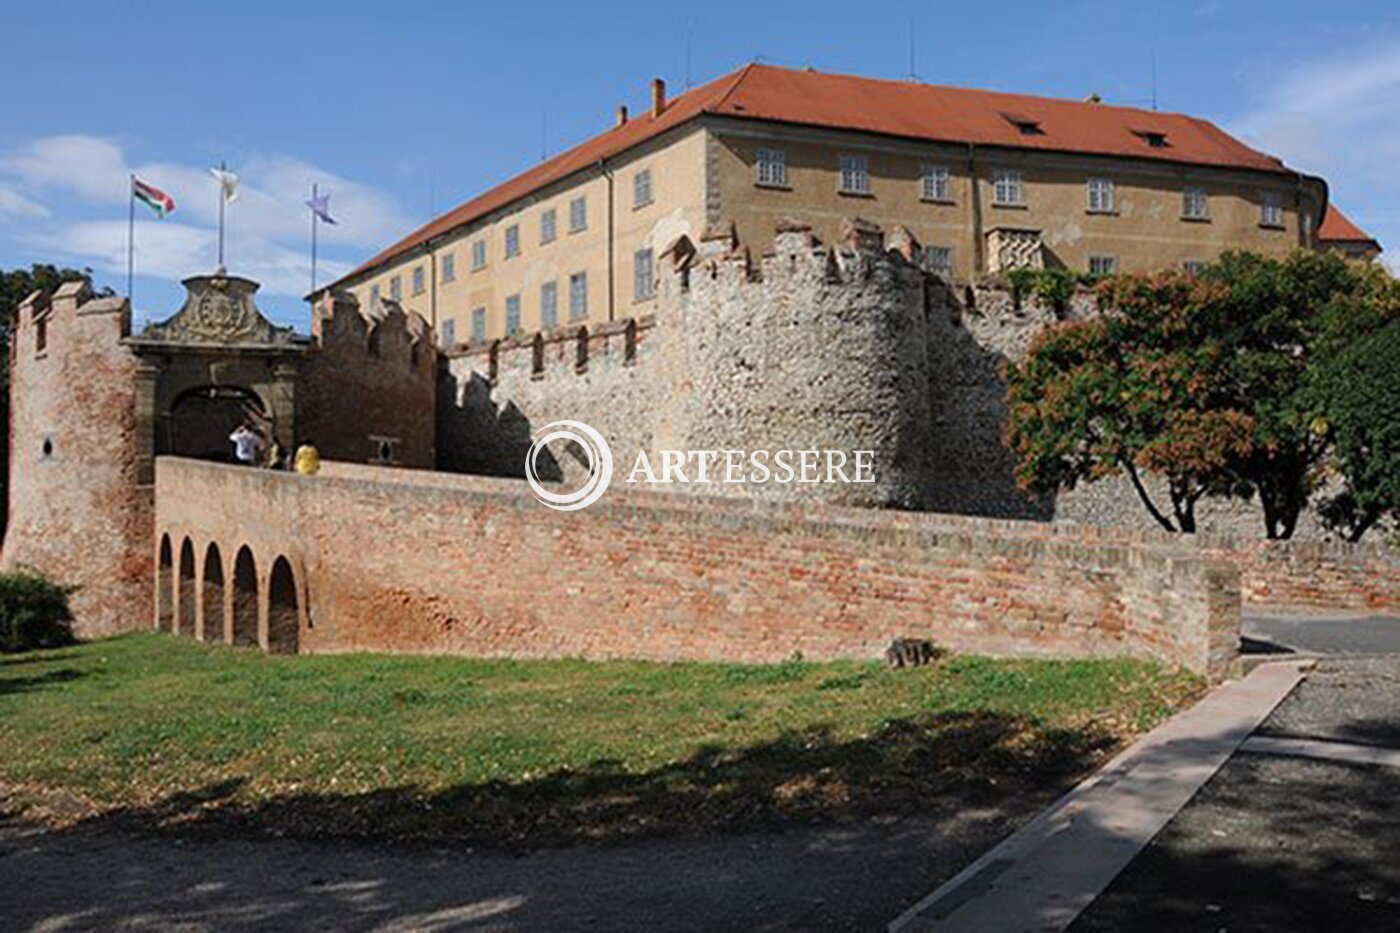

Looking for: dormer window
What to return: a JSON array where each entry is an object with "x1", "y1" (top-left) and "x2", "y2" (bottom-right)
[
  {"x1": 1133, "y1": 129, "x2": 1170, "y2": 148},
  {"x1": 1001, "y1": 112, "x2": 1044, "y2": 136}
]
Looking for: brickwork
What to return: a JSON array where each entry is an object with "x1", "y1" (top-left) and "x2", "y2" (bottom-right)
[
  {"x1": 302, "y1": 292, "x2": 437, "y2": 468},
  {"x1": 155, "y1": 457, "x2": 1242, "y2": 680},
  {"x1": 3, "y1": 284, "x2": 151, "y2": 635}
]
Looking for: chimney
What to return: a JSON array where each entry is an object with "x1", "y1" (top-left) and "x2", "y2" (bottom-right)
[
  {"x1": 651, "y1": 78, "x2": 666, "y2": 118},
  {"x1": 615, "y1": 104, "x2": 629, "y2": 127}
]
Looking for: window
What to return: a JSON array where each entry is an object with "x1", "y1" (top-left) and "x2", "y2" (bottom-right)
[
  {"x1": 505, "y1": 224, "x2": 520, "y2": 258},
  {"x1": 370, "y1": 284, "x2": 380, "y2": 303},
  {"x1": 569, "y1": 196, "x2": 587, "y2": 232},
  {"x1": 568, "y1": 271, "x2": 587, "y2": 320},
  {"x1": 755, "y1": 148, "x2": 788, "y2": 188},
  {"x1": 921, "y1": 164, "x2": 951, "y2": 202},
  {"x1": 389, "y1": 275, "x2": 402, "y2": 301},
  {"x1": 1002, "y1": 113, "x2": 1043, "y2": 135},
  {"x1": 923, "y1": 245, "x2": 953, "y2": 278},
  {"x1": 440, "y1": 318, "x2": 456, "y2": 348},
  {"x1": 1183, "y1": 260, "x2": 1206, "y2": 276},
  {"x1": 838, "y1": 154, "x2": 870, "y2": 195},
  {"x1": 440, "y1": 252, "x2": 455, "y2": 282},
  {"x1": 1261, "y1": 191, "x2": 1285, "y2": 227},
  {"x1": 34, "y1": 313, "x2": 47, "y2": 355},
  {"x1": 1183, "y1": 187, "x2": 1209, "y2": 220},
  {"x1": 540, "y1": 208, "x2": 557, "y2": 244},
  {"x1": 471, "y1": 239, "x2": 486, "y2": 270},
  {"x1": 993, "y1": 169, "x2": 1024, "y2": 206},
  {"x1": 1087, "y1": 178, "x2": 1114, "y2": 213},
  {"x1": 1133, "y1": 129, "x2": 1169, "y2": 148},
  {"x1": 540, "y1": 281, "x2": 559, "y2": 329},
  {"x1": 633, "y1": 169, "x2": 652, "y2": 208},
  {"x1": 412, "y1": 265, "x2": 425, "y2": 295},
  {"x1": 634, "y1": 248, "x2": 655, "y2": 301},
  {"x1": 1088, "y1": 255, "x2": 1118, "y2": 276},
  {"x1": 470, "y1": 306, "x2": 486, "y2": 342},
  {"x1": 505, "y1": 294, "x2": 521, "y2": 334}
]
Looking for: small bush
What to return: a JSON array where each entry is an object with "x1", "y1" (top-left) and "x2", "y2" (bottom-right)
[{"x1": 0, "y1": 569, "x2": 76, "y2": 653}]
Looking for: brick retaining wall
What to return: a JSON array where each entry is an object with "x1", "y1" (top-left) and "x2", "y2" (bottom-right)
[{"x1": 155, "y1": 458, "x2": 1244, "y2": 679}]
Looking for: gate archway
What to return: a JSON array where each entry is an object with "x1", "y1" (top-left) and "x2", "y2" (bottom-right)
[{"x1": 168, "y1": 385, "x2": 268, "y2": 463}]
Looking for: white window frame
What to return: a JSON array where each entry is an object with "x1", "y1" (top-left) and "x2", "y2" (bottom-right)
[
  {"x1": 1261, "y1": 191, "x2": 1285, "y2": 227},
  {"x1": 439, "y1": 317, "x2": 456, "y2": 349},
  {"x1": 411, "y1": 265, "x2": 425, "y2": 295},
  {"x1": 1087, "y1": 177, "x2": 1114, "y2": 214},
  {"x1": 540, "y1": 208, "x2": 557, "y2": 244},
  {"x1": 540, "y1": 280, "x2": 559, "y2": 329},
  {"x1": 1088, "y1": 254, "x2": 1118, "y2": 276},
  {"x1": 471, "y1": 239, "x2": 486, "y2": 270},
  {"x1": 921, "y1": 163, "x2": 951, "y2": 202},
  {"x1": 389, "y1": 275, "x2": 402, "y2": 301},
  {"x1": 1183, "y1": 187, "x2": 1209, "y2": 220},
  {"x1": 755, "y1": 148, "x2": 788, "y2": 188},
  {"x1": 568, "y1": 271, "x2": 588, "y2": 320},
  {"x1": 504, "y1": 224, "x2": 520, "y2": 258},
  {"x1": 569, "y1": 196, "x2": 587, "y2": 233},
  {"x1": 440, "y1": 252, "x2": 455, "y2": 283},
  {"x1": 470, "y1": 306, "x2": 486, "y2": 342},
  {"x1": 838, "y1": 154, "x2": 870, "y2": 195},
  {"x1": 993, "y1": 169, "x2": 1024, "y2": 206},
  {"x1": 634, "y1": 247, "x2": 655, "y2": 301},
  {"x1": 633, "y1": 169, "x2": 653, "y2": 208}
]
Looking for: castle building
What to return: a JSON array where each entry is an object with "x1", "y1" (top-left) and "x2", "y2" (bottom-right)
[
  {"x1": 1317, "y1": 204, "x2": 1383, "y2": 262},
  {"x1": 319, "y1": 63, "x2": 1341, "y2": 345}
]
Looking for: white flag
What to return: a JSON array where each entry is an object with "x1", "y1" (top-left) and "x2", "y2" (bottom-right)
[{"x1": 210, "y1": 167, "x2": 240, "y2": 204}]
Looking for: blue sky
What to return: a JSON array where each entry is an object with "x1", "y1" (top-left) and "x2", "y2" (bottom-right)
[{"x1": 1, "y1": 0, "x2": 1397, "y2": 328}]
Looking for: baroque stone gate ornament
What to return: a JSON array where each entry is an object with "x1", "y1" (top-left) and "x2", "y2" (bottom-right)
[{"x1": 136, "y1": 273, "x2": 298, "y2": 347}]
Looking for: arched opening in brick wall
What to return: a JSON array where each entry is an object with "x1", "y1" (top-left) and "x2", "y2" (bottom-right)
[
  {"x1": 232, "y1": 546, "x2": 258, "y2": 647},
  {"x1": 201, "y1": 543, "x2": 226, "y2": 643},
  {"x1": 177, "y1": 538, "x2": 197, "y2": 636},
  {"x1": 156, "y1": 534, "x2": 173, "y2": 631},
  {"x1": 169, "y1": 385, "x2": 267, "y2": 463},
  {"x1": 267, "y1": 557, "x2": 299, "y2": 654}
]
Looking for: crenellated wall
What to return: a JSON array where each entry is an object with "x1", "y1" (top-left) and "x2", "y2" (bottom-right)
[{"x1": 4, "y1": 284, "x2": 150, "y2": 635}]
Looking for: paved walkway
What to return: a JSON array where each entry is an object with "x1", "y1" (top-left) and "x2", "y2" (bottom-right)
[{"x1": 892, "y1": 614, "x2": 1400, "y2": 932}]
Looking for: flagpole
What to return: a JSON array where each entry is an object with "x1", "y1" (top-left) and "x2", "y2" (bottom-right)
[
  {"x1": 310, "y1": 182, "x2": 318, "y2": 301},
  {"x1": 216, "y1": 160, "x2": 226, "y2": 270},
  {"x1": 126, "y1": 174, "x2": 136, "y2": 309}
]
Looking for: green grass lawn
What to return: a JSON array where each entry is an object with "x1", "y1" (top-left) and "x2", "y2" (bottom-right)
[{"x1": 0, "y1": 633, "x2": 1201, "y2": 848}]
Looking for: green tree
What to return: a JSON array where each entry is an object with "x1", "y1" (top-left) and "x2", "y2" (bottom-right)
[
  {"x1": 1005, "y1": 272, "x2": 1253, "y2": 533},
  {"x1": 1308, "y1": 319, "x2": 1400, "y2": 541},
  {"x1": 1005, "y1": 250, "x2": 1398, "y2": 538}
]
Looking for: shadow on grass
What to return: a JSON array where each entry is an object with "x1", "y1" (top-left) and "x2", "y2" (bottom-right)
[
  {"x1": 54, "y1": 710, "x2": 1114, "y2": 851},
  {"x1": 0, "y1": 667, "x2": 87, "y2": 697}
]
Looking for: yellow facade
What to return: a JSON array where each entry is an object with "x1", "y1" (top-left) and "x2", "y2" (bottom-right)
[{"x1": 349, "y1": 117, "x2": 1322, "y2": 344}]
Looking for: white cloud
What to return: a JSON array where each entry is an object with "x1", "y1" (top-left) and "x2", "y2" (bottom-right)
[
  {"x1": 0, "y1": 134, "x2": 410, "y2": 298},
  {"x1": 0, "y1": 185, "x2": 49, "y2": 219},
  {"x1": 1231, "y1": 40, "x2": 1400, "y2": 256}
]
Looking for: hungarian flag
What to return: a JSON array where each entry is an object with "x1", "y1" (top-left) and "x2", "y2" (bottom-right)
[{"x1": 132, "y1": 177, "x2": 175, "y2": 218}]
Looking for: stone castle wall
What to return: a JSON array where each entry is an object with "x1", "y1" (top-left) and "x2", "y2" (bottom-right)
[
  {"x1": 155, "y1": 457, "x2": 1242, "y2": 680},
  {"x1": 4, "y1": 284, "x2": 151, "y2": 635},
  {"x1": 440, "y1": 219, "x2": 1374, "y2": 543}
]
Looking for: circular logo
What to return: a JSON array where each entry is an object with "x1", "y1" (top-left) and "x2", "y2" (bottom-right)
[{"x1": 524, "y1": 420, "x2": 613, "y2": 511}]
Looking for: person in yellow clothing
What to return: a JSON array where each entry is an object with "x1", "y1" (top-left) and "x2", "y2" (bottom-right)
[{"x1": 294, "y1": 442, "x2": 320, "y2": 475}]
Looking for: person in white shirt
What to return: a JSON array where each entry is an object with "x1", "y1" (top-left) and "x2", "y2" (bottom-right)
[{"x1": 229, "y1": 423, "x2": 265, "y2": 466}]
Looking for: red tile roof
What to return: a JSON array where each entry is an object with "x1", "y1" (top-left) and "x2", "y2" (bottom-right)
[
  {"x1": 328, "y1": 64, "x2": 1301, "y2": 290},
  {"x1": 1317, "y1": 204, "x2": 1378, "y2": 245}
]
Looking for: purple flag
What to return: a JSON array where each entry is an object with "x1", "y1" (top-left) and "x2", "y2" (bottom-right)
[{"x1": 306, "y1": 191, "x2": 337, "y2": 225}]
